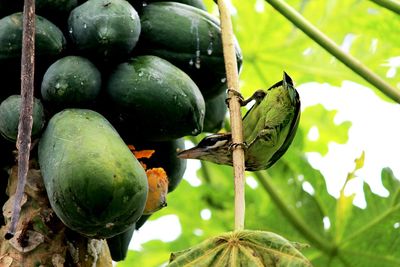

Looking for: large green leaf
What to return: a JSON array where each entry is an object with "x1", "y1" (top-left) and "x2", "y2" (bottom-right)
[
  {"x1": 251, "y1": 142, "x2": 400, "y2": 266},
  {"x1": 226, "y1": 0, "x2": 399, "y2": 100},
  {"x1": 301, "y1": 104, "x2": 351, "y2": 155}
]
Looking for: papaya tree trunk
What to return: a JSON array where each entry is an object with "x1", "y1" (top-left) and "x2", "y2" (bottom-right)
[{"x1": 0, "y1": 160, "x2": 112, "y2": 266}]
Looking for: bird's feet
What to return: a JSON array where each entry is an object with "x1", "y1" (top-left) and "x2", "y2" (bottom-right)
[
  {"x1": 229, "y1": 142, "x2": 248, "y2": 151},
  {"x1": 225, "y1": 88, "x2": 245, "y2": 107},
  {"x1": 225, "y1": 88, "x2": 267, "y2": 107}
]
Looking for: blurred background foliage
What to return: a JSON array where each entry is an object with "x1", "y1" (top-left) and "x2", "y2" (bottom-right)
[{"x1": 118, "y1": 0, "x2": 400, "y2": 266}]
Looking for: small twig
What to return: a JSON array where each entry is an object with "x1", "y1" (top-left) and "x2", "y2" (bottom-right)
[
  {"x1": 217, "y1": 0, "x2": 246, "y2": 231},
  {"x1": 5, "y1": 0, "x2": 36, "y2": 239},
  {"x1": 265, "y1": 0, "x2": 400, "y2": 103}
]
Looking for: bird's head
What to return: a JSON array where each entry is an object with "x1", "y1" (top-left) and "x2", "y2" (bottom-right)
[{"x1": 177, "y1": 133, "x2": 233, "y2": 166}]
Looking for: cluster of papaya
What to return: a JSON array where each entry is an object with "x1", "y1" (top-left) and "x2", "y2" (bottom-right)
[{"x1": 0, "y1": 0, "x2": 242, "y2": 263}]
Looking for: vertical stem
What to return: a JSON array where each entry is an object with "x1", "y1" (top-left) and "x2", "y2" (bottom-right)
[
  {"x1": 217, "y1": 0, "x2": 246, "y2": 230},
  {"x1": 5, "y1": 0, "x2": 35, "y2": 239}
]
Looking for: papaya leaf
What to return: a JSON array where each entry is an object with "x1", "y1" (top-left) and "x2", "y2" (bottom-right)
[
  {"x1": 252, "y1": 144, "x2": 400, "y2": 266},
  {"x1": 168, "y1": 230, "x2": 312, "y2": 267},
  {"x1": 301, "y1": 104, "x2": 351, "y2": 155}
]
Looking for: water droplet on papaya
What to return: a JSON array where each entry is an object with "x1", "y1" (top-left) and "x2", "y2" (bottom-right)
[
  {"x1": 195, "y1": 50, "x2": 201, "y2": 69},
  {"x1": 83, "y1": 23, "x2": 87, "y2": 29},
  {"x1": 189, "y1": 59, "x2": 194, "y2": 66},
  {"x1": 221, "y1": 78, "x2": 227, "y2": 83},
  {"x1": 69, "y1": 28, "x2": 73, "y2": 34},
  {"x1": 207, "y1": 42, "x2": 213, "y2": 55},
  {"x1": 55, "y1": 83, "x2": 60, "y2": 89}
]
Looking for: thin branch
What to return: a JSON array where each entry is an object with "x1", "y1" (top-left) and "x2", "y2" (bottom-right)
[
  {"x1": 254, "y1": 172, "x2": 336, "y2": 254},
  {"x1": 217, "y1": 0, "x2": 246, "y2": 231},
  {"x1": 5, "y1": 0, "x2": 36, "y2": 239},
  {"x1": 265, "y1": 0, "x2": 400, "y2": 103},
  {"x1": 369, "y1": 0, "x2": 400, "y2": 15}
]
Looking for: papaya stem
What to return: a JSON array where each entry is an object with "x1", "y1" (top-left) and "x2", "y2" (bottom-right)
[
  {"x1": 5, "y1": 0, "x2": 36, "y2": 239},
  {"x1": 217, "y1": 0, "x2": 246, "y2": 231}
]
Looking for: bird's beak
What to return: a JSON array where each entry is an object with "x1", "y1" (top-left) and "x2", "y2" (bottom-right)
[{"x1": 177, "y1": 147, "x2": 208, "y2": 159}]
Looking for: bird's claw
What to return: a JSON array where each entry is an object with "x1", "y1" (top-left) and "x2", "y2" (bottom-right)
[
  {"x1": 225, "y1": 88, "x2": 246, "y2": 107},
  {"x1": 229, "y1": 142, "x2": 248, "y2": 151}
]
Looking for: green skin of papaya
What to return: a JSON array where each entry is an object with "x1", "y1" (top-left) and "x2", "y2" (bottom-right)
[
  {"x1": 137, "y1": 2, "x2": 242, "y2": 98},
  {"x1": 128, "y1": 0, "x2": 206, "y2": 11},
  {"x1": 203, "y1": 91, "x2": 227, "y2": 133},
  {"x1": 68, "y1": 0, "x2": 141, "y2": 62},
  {"x1": 106, "y1": 223, "x2": 135, "y2": 261},
  {"x1": 0, "y1": 12, "x2": 66, "y2": 92},
  {"x1": 0, "y1": 95, "x2": 45, "y2": 142},
  {"x1": 0, "y1": 12, "x2": 66, "y2": 60},
  {"x1": 107, "y1": 55, "x2": 205, "y2": 141},
  {"x1": 38, "y1": 109, "x2": 148, "y2": 239},
  {"x1": 0, "y1": 0, "x2": 78, "y2": 15},
  {"x1": 41, "y1": 56, "x2": 102, "y2": 107}
]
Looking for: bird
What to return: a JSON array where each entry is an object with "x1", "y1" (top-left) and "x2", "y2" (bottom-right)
[{"x1": 177, "y1": 72, "x2": 300, "y2": 171}]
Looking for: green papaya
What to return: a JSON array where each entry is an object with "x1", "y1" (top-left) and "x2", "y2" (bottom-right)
[
  {"x1": 38, "y1": 109, "x2": 148, "y2": 239},
  {"x1": 128, "y1": 0, "x2": 206, "y2": 11},
  {"x1": 106, "y1": 55, "x2": 205, "y2": 141},
  {"x1": 0, "y1": 13, "x2": 66, "y2": 61},
  {"x1": 0, "y1": 12, "x2": 66, "y2": 92},
  {"x1": 0, "y1": 1, "x2": 78, "y2": 18},
  {"x1": 106, "y1": 224, "x2": 135, "y2": 261},
  {"x1": 0, "y1": 95, "x2": 45, "y2": 142},
  {"x1": 68, "y1": 0, "x2": 141, "y2": 62},
  {"x1": 41, "y1": 56, "x2": 101, "y2": 108},
  {"x1": 136, "y1": 2, "x2": 242, "y2": 98}
]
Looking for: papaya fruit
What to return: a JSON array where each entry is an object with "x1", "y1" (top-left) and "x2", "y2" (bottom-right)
[
  {"x1": 0, "y1": 95, "x2": 45, "y2": 142},
  {"x1": 38, "y1": 109, "x2": 148, "y2": 238},
  {"x1": 0, "y1": 13, "x2": 66, "y2": 61},
  {"x1": 128, "y1": 0, "x2": 206, "y2": 11},
  {"x1": 41, "y1": 56, "x2": 101, "y2": 108},
  {"x1": 106, "y1": 55, "x2": 205, "y2": 141},
  {"x1": 68, "y1": 0, "x2": 141, "y2": 62},
  {"x1": 106, "y1": 213, "x2": 152, "y2": 261},
  {"x1": 0, "y1": 1, "x2": 78, "y2": 18},
  {"x1": 106, "y1": 224, "x2": 136, "y2": 261},
  {"x1": 0, "y1": 12, "x2": 66, "y2": 92},
  {"x1": 136, "y1": 2, "x2": 242, "y2": 98}
]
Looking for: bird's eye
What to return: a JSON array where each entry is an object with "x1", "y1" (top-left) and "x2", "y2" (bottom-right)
[
  {"x1": 198, "y1": 135, "x2": 229, "y2": 148},
  {"x1": 198, "y1": 137, "x2": 218, "y2": 147}
]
